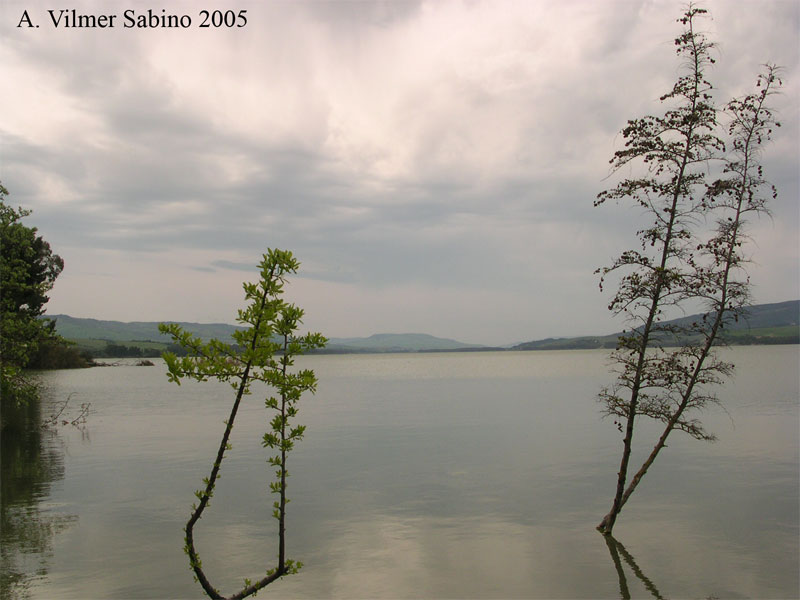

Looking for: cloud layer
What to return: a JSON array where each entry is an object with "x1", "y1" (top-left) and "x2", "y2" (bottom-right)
[{"x1": 2, "y1": 0, "x2": 797, "y2": 344}]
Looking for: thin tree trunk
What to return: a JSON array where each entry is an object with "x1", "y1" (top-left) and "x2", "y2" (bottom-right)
[
  {"x1": 278, "y1": 333, "x2": 289, "y2": 572},
  {"x1": 597, "y1": 148, "x2": 689, "y2": 533},
  {"x1": 598, "y1": 15, "x2": 707, "y2": 534}
]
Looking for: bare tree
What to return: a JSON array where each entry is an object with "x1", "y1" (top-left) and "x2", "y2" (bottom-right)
[{"x1": 595, "y1": 5, "x2": 782, "y2": 535}]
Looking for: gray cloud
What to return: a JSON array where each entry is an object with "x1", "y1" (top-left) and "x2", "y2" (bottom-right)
[{"x1": 1, "y1": 0, "x2": 797, "y2": 344}]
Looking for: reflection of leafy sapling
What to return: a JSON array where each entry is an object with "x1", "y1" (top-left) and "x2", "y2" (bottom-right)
[
  {"x1": 160, "y1": 249, "x2": 326, "y2": 600},
  {"x1": 594, "y1": 6, "x2": 782, "y2": 535}
]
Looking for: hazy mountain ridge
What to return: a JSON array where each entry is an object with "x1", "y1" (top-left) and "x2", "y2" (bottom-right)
[
  {"x1": 46, "y1": 315, "x2": 483, "y2": 353},
  {"x1": 48, "y1": 315, "x2": 244, "y2": 344},
  {"x1": 326, "y1": 333, "x2": 481, "y2": 352},
  {"x1": 513, "y1": 300, "x2": 799, "y2": 350},
  {"x1": 47, "y1": 299, "x2": 798, "y2": 354}
]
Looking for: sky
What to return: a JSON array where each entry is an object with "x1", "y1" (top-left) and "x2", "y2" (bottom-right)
[{"x1": 1, "y1": 0, "x2": 798, "y2": 346}]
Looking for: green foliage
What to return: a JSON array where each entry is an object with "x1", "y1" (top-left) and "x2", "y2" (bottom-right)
[
  {"x1": 0, "y1": 188, "x2": 64, "y2": 321},
  {"x1": 64, "y1": 338, "x2": 184, "y2": 359},
  {"x1": 595, "y1": 8, "x2": 782, "y2": 534},
  {"x1": 99, "y1": 342, "x2": 161, "y2": 358},
  {"x1": 27, "y1": 337, "x2": 91, "y2": 369},
  {"x1": 0, "y1": 183, "x2": 69, "y2": 406},
  {"x1": 160, "y1": 249, "x2": 325, "y2": 600}
]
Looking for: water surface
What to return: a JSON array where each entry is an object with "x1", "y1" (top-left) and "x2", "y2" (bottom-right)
[{"x1": 3, "y1": 346, "x2": 798, "y2": 599}]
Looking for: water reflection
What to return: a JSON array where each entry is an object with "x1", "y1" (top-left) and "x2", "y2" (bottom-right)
[
  {"x1": 603, "y1": 534, "x2": 665, "y2": 600},
  {"x1": 16, "y1": 348, "x2": 800, "y2": 598},
  {"x1": 0, "y1": 394, "x2": 77, "y2": 599}
]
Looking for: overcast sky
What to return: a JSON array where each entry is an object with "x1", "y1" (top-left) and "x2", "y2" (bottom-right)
[{"x1": 1, "y1": 0, "x2": 797, "y2": 345}]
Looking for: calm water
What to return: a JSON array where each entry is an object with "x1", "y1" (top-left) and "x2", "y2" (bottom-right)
[{"x1": 2, "y1": 347, "x2": 798, "y2": 599}]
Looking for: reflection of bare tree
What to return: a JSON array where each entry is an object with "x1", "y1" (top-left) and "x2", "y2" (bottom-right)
[
  {"x1": 40, "y1": 392, "x2": 91, "y2": 429},
  {"x1": 603, "y1": 535, "x2": 665, "y2": 600},
  {"x1": 1, "y1": 394, "x2": 77, "y2": 599}
]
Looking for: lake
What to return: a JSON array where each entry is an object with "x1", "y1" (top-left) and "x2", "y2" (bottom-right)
[{"x1": 2, "y1": 346, "x2": 798, "y2": 599}]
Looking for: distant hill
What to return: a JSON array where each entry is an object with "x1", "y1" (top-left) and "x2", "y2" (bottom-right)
[
  {"x1": 513, "y1": 300, "x2": 799, "y2": 351},
  {"x1": 664, "y1": 300, "x2": 798, "y2": 331},
  {"x1": 325, "y1": 333, "x2": 482, "y2": 353},
  {"x1": 46, "y1": 300, "x2": 798, "y2": 356},
  {"x1": 48, "y1": 314, "x2": 243, "y2": 344},
  {"x1": 46, "y1": 315, "x2": 481, "y2": 353}
]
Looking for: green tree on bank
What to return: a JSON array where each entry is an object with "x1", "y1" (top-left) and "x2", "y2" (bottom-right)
[
  {"x1": 1, "y1": 183, "x2": 61, "y2": 406},
  {"x1": 0, "y1": 183, "x2": 85, "y2": 415}
]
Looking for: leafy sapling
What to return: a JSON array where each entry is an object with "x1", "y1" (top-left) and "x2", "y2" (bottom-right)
[{"x1": 160, "y1": 249, "x2": 326, "y2": 600}]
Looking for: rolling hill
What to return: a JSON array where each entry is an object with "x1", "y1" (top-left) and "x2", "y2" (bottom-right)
[
  {"x1": 325, "y1": 333, "x2": 482, "y2": 353},
  {"x1": 46, "y1": 315, "x2": 483, "y2": 353},
  {"x1": 48, "y1": 314, "x2": 242, "y2": 344},
  {"x1": 46, "y1": 299, "x2": 797, "y2": 356},
  {"x1": 512, "y1": 300, "x2": 799, "y2": 350}
]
